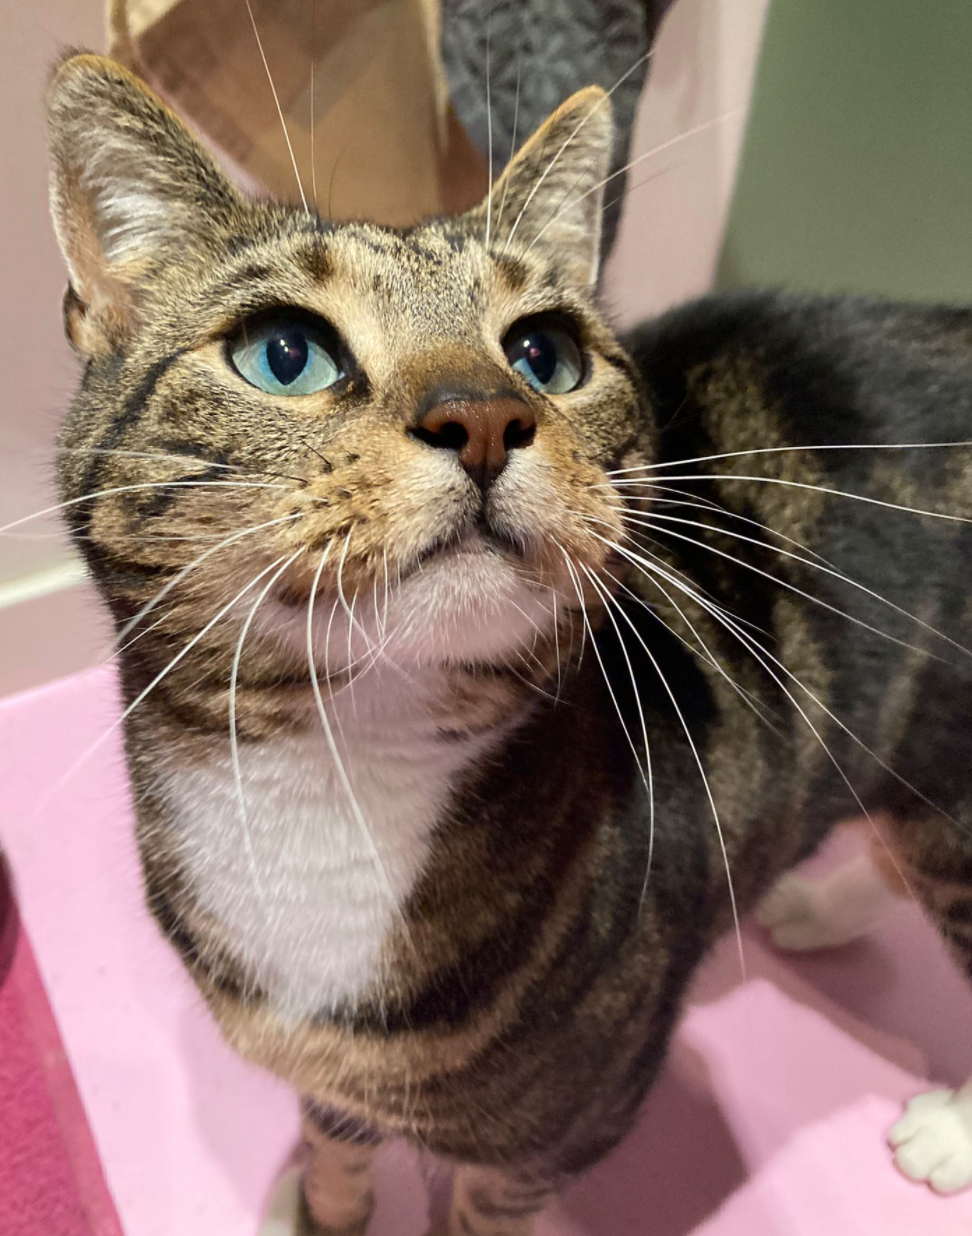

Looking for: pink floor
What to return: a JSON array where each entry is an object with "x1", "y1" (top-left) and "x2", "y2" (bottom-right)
[{"x1": 2, "y1": 665, "x2": 972, "y2": 1235}]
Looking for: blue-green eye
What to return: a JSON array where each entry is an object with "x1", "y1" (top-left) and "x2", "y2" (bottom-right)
[
  {"x1": 229, "y1": 314, "x2": 343, "y2": 396},
  {"x1": 503, "y1": 320, "x2": 585, "y2": 394}
]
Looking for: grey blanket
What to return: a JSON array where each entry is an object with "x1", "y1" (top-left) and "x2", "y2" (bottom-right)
[{"x1": 442, "y1": 0, "x2": 676, "y2": 259}]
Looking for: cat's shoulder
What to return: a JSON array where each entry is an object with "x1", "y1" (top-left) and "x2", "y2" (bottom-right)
[
  {"x1": 623, "y1": 287, "x2": 972, "y2": 369},
  {"x1": 622, "y1": 289, "x2": 972, "y2": 442}
]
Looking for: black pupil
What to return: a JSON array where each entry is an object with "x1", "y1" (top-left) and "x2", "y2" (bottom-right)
[
  {"x1": 266, "y1": 328, "x2": 309, "y2": 385},
  {"x1": 518, "y1": 332, "x2": 558, "y2": 385}
]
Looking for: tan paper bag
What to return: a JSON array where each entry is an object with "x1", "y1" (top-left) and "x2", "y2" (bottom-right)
[{"x1": 108, "y1": 0, "x2": 486, "y2": 224}]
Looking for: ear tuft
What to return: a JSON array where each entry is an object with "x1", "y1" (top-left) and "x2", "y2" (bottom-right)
[
  {"x1": 472, "y1": 86, "x2": 614, "y2": 287},
  {"x1": 47, "y1": 54, "x2": 243, "y2": 353}
]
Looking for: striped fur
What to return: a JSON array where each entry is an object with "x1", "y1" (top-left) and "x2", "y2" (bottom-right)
[{"x1": 47, "y1": 53, "x2": 972, "y2": 1231}]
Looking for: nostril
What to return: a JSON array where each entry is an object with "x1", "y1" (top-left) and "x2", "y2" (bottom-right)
[
  {"x1": 504, "y1": 418, "x2": 536, "y2": 452},
  {"x1": 410, "y1": 421, "x2": 469, "y2": 451},
  {"x1": 411, "y1": 395, "x2": 534, "y2": 488}
]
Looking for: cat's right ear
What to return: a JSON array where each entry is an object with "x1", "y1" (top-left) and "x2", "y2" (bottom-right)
[
  {"x1": 47, "y1": 53, "x2": 244, "y2": 356},
  {"x1": 470, "y1": 86, "x2": 613, "y2": 288}
]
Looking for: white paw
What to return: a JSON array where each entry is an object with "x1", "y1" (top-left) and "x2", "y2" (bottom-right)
[
  {"x1": 756, "y1": 852, "x2": 897, "y2": 952},
  {"x1": 890, "y1": 1090, "x2": 972, "y2": 1195},
  {"x1": 258, "y1": 1166, "x2": 303, "y2": 1236},
  {"x1": 756, "y1": 872, "x2": 858, "y2": 951}
]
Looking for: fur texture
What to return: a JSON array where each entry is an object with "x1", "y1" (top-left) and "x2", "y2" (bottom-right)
[{"x1": 47, "y1": 53, "x2": 972, "y2": 1234}]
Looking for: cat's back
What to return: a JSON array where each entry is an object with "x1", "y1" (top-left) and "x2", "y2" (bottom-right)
[
  {"x1": 624, "y1": 289, "x2": 972, "y2": 455},
  {"x1": 620, "y1": 288, "x2": 972, "y2": 824}
]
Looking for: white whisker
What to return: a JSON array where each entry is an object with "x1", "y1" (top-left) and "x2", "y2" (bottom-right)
[
  {"x1": 580, "y1": 510, "x2": 765, "y2": 634},
  {"x1": 609, "y1": 471, "x2": 972, "y2": 525},
  {"x1": 599, "y1": 554, "x2": 782, "y2": 734},
  {"x1": 115, "y1": 513, "x2": 302, "y2": 645},
  {"x1": 244, "y1": 0, "x2": 310, "y2": 213},
  {"x1": 496, "y1": 56, "x2": 522, "y2": 230},
  {"x1": 346, "y1": 590, "x2": 361, "y2": 716},
  {"x1": 622, "y1": 509, "x2": 970, "y2": 662},
  {"x1": 0, "y1": 479, "x2": 289, "y2": 537},
  {"x1": 229, "y1": 550, "x2": 302, "y2": 918},
  {"x1": 503, "y1": 50, "x2": 652, "y2": 253},
  {"x1": 484, "y1": 8, "x2": 494, "y2": 248},
  {"x1": 621, "y1": 481, "x2": 835, "y2": 565},
  {"x1": 606, "y1": 440, "x2": 972, "y2": 475},
  {"x1": 309, "y1": 0, "x2": 318, "y2": 206},
  {"x1": 56, "y1": 447, "x2": 242, "y2": 471},
  {"x1": 37, "y1": 552, "x2": 295, "y2": 817},
  {"x1": 526, "y1": 108, "x2": 743, "y2": 254},
  {"x1": 550, "y1": 586, "x2": 564, "y2": 702},
  {"x1": 307, "y1": 550, "x2": 415, "y2": 950},
  {"x1": 583, "y1": 559, "x2": 745, "y2": 975},
  {"x1": 580, "y1": 564, "x2": 656, "y2": 899},
  {"x1": 608, "y1": 536, "x2": 937, "y2": 883}
]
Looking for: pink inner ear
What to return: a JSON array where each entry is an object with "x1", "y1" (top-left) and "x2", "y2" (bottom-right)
[{"x1": 4, "y1": 666, "x2": 972, "y2": 1235}]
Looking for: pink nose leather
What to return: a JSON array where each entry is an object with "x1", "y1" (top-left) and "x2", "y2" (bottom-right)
[{"x1": 414, "y1": 396, "x2": 536, "y2": 489}]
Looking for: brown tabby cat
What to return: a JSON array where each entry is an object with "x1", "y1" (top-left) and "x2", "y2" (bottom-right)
[{"x1": 47, "y1": 52, "x2": 972, "y2": 1236}]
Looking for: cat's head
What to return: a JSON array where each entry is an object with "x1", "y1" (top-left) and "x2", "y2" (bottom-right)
[{"x1": 48, "y1": 55, "x2": 650, "y2": 677}]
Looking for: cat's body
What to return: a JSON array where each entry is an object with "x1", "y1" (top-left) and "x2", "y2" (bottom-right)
[{"x1": 46, "y1": 54, "x2": 972, "y2": 1234}]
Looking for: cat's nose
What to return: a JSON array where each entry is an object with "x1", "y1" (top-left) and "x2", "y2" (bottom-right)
[{"x1": 412, "y1": 396, "x2": 537, "y2": 490}]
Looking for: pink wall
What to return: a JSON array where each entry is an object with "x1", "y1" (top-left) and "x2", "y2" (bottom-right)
[
  {"x1": 603, "y1": 0, "x2": 769, "y2": 325},
  {"x1": 1, "y1": 2, "x2": 105, "y2": 583}
]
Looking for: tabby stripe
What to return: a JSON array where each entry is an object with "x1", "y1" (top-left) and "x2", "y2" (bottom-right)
[
  {"x1": 302, "y1": 1100, "x2": 382, "y2": 1147},
  {"x1": 83, "y1": 545, "x2": 177, "y2": 585},
  {"x1": 343, "y1": 820, "x2": 585, "y2": 1034},
  {"x1": 146, "y1": 886, "x2": 247, "y2": 998},
  {"x1": 944, "y1": 899, "x2": 972, "y2": 929},
  {"x1": 71, "y1": 347, "x2": 188, "y2": 538},
  {"x1": 210, "y1": 263, "x2": 275, "y2": 295},
  {"x1": 134, "y1": 461, "x2": 231, "y2": 522}
]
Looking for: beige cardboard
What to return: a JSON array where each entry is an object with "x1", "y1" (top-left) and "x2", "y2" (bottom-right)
[{"x1": 107, "y1": 0, "x2": 475, "y2": 224}]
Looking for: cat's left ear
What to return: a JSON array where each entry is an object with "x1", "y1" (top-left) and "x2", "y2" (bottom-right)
[
  {"x1": 470, "y1": 86, "x2": 613, "y2": 288},
  {"x1": 47, "y1": 53, "x2": 246, "y2": 355}
]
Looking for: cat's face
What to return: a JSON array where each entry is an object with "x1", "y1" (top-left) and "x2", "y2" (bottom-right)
[{"x1": 49, "y1": 56, "x2": 648, "y2": 674}]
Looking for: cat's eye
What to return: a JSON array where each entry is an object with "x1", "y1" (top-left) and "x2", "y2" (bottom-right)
[
  {"x1": 228, "y1": 313, "x2": 344, "y2": 396},
  {"x1": 502, "y1": 319, "x2": 585, "y2": 395}
]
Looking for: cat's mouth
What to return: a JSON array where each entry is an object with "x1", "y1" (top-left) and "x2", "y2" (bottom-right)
[{"x1": 409, "y1": 520, "x2": 525, "y2": 577}]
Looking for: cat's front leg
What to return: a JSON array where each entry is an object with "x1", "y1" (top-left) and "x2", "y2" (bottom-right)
[
  {"x1": 261, "y1": 1101, "x2": 382, "y2": 1236},
  {"x1": 427, "y1": 1163, "x2": 557, "y2": 1236},
  {"x1": 757, "y1": 820, "x2": 908, "y2": 951}
]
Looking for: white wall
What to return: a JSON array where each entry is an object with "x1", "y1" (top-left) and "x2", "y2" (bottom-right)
[{"x1": 0, "y1": 0, "x2": 769, "y2": 698}]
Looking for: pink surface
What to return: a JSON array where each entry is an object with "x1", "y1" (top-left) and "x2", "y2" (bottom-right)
[
  {"x1": 2, "y1": 665, "x2": 972, "y2": 1235},
  {"x1": 0, "y1": 873, "x2": 120, "y2": 1236}
]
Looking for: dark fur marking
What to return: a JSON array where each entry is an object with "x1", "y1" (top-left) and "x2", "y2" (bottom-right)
[
  {"x1": 345, "y1": 229, "x2": 396, "y2": 258},
  {"x1": 72, "y1": 348, "x2": 188, "y2": 538},
  {"x1": 495, "y1": 254, "x2": 529, "y2": 292},
  {"x1": 133, "y1": 460, "x2": 231, "y2": 522},
  {"x1": 409, "y1": 245, "x2": 445, "y2": 268},
  {"x1": 302, "y1": 1100, "x2": 382, "y2": 1146},
  {"x1": 82, "y1": 547, "x2": 175, "y2": 588},
  {"x1": 146, "y1": 886, "x2": 247, "y2": 999},
  {"x1": 945, "y1": 898, "x2": 972, "y2": 928},
  {"x1": 467, "y1": 1188, "x2": 545, "y2": 1221},
  {"x1": 294, "y1": 243, "x2": 333, "y2": 284},
  {"x1": 225, "y1": 234, "x2": 259, "y2": 256},
  {"x1": 211, "y1": 263, "x2": 275, "y2": 295}
]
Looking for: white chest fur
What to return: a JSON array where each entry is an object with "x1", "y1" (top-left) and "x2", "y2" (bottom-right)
[{"x1": 158, "y1": 673, "x2": 487, "y2": 1019}]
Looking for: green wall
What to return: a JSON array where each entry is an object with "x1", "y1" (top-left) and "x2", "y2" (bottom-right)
[{"x1": 718, "y1": 0, "x2": 972, "y2": 302}]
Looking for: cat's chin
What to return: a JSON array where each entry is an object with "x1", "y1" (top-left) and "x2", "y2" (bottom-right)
[
  {"x1": 385, "y1": 539, "x2": 554, "y2": 666},
  {"x1": 263, "y1": 534, "x2": 557, "y2": 673}
]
